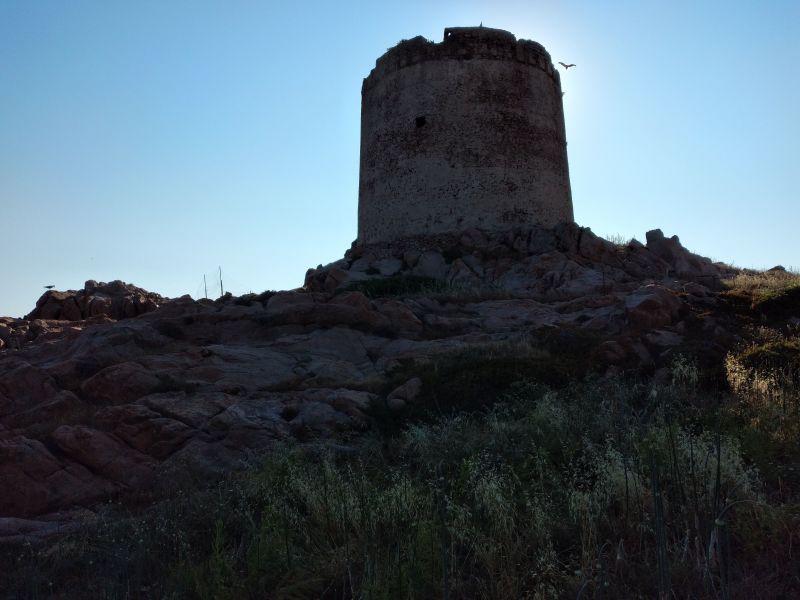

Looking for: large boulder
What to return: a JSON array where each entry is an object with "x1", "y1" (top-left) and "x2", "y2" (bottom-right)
[
  {"x1": 25, "y1": 280, "x2": 164, "y2": 322},
  {"x1": 645, "y1": 229, "x2": 720, "y2": 281},
  {"x1": 0, "y1": 436, "x2": 117, "y2": 516},
  {"x1": 624, "y1": 284, "x2": 684, "y2": 330}
]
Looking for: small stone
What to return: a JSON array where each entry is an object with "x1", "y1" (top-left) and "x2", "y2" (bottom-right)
[
  {"x1": 413, "y1": 251, "x2": 447, "y2": 279},
  {"x1": 349, "y1": 258, "x2": 372, "y2": 273},
  {"x1": 644, "y1": 330, "x2": 683, "y2": 348},
  {"x1": 403, "y1": 250, "x2": 421, "y2": 269},
  {"x1": 388, "y1": 377, "x2": 423, "y2": 404},
  {"x1": 387, "y1": 396, "x2": 406, "y2": 411},
  {"x1": 459, "y1": 228, "x2": 488, "y2": 252},
  {"x1": 374, "y1": 258, "x2": 403, "y2": 277}
]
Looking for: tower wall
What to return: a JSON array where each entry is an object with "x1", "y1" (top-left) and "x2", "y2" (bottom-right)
[{"x1": 358, "y1": 27, "x2": 573, "y2": 245}]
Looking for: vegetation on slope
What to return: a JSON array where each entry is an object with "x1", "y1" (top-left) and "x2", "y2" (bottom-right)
[
  {"x1": 721, "y1": 268, "x2": 800, "y2": 322},
  {"x1": 4, "y1": 329, "x2": 799, "y2": 599}
]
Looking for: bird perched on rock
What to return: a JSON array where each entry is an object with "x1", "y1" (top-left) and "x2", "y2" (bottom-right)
[
  {"x1": 44, "y1": 285, "x2": 55, "y2": 289},
  {"x1": 559, "y1": 62, "x2": 576, "y2": 69}
]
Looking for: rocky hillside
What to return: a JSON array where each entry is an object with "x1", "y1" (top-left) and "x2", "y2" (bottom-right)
[{"x1": 0, "y1": 224, "x2": 791, "y2": 542}]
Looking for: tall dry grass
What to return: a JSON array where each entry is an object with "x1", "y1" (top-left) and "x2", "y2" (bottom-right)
[{"x1": 722, "y1": 268, "x2": 800, "y2": 304}]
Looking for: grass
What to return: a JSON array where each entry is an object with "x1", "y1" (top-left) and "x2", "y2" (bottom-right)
[
  {"x1": 371, "y1": 332, "x2": 602, "y2": 435},
  {"x1": 725, "y1": 327, "x2": 800, "y2": 474},
  {"x1": 4, "y1": 357, "x2": 799, "y2": 599},
  {"x1": 722, "y1": 268, "x2": 800, "y2": 298},
  {"x1": 602, "y1": 233, "x2": 634, "y2": 248},
  {"x1": 721, "y1": 268, "x2": 800, "y2": 320}
]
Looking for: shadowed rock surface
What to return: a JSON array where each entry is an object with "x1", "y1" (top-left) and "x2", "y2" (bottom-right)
[{"x1": 0, "y1": 225, "x2": 756, "y2": 539}]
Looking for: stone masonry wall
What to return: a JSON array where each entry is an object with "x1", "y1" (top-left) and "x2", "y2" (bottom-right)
[{"x1": 357, "y1": 26, "x2": 574, "y2": 245}]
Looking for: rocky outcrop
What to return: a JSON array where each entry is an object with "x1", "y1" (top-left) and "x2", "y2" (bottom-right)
[
  {"x1": 305, "y1": 224, "x2": 732, "y2": 298},
  {"x1": 26, "y1": 280, "x2": 164, "y2": 322},
  {"x1": 644, "y1": 229, "x2": 721, "y2": 280},
  {"x1": 0, "y1": 281, "x2": 163, "y2": 351},
  {"x1": 0, "y1": 226, "x2": 746, "y2": 539}
]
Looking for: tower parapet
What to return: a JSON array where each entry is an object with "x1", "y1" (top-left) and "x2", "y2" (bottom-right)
[
  {"x1": 358, "y1": 27, "x2": 573, "y2": 245},
  {"x1": 365, "y1": 27, "x2": 559, "y2": 90}
]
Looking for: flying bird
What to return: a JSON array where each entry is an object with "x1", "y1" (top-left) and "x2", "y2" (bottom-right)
[
  {"x1": 44, "y1": 285, "x2": 55, "y2": 289},
  {"x1": 559, "y1": 62, "x2": 576, "y2": 69}
]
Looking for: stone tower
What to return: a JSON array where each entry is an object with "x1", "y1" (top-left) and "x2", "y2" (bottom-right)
[{"x1": 357, "y1": 26, "x2": 573, "y2": 245}]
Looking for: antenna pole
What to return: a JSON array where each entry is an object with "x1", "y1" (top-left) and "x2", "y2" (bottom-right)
[
  {"x1": 204, "y1": 274, "x2": 208, "y2": 299},
  {"x1": 219, "y1": 266, "x2": 224, "y2": 297}
]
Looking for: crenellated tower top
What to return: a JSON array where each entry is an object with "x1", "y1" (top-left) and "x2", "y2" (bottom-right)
[{"x1": 363, "y1": 27, "x2": 560, "y2": 93}]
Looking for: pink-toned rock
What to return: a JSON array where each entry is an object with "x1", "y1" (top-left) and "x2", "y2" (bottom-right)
[
  {"x1": 0, "y1": 436, "x2": 116, "y2": 517},
  {"x1": 413, "y1": 250, "x2": 448, "y2": 279},
  {"x1": 631, "y1": 340, "x2": 654, "y2": 367},
  {"x1": 644, "y1": 330, "x2": 683, "y2": 348},
  {"x1": 459, "y1": 228, "x2": 489, "y2": 252},
  {"x1": 94, "y1": 404, "x2": 193, "y2": 460},
  {"x1": 329, "y1": 291, "x2": 373, "y2": 312},
  {"x1": 0, "y1": 362, "x2": 66, "y2": 416},
  {"x1": 645, "y1": 229, "x2": 720, "y2": 280},
  {"x1": 471, "y1": 299, "x2": 558, "y2": 331},
  {"x1": 448, "y1": 258, "x2": 482, "y2": 287},
  {"x1": 324, "y1": 268, "x2": 351, "y2": 292},
  {"x1": 375, "y1": 300, "x2": 423, "y2": 337},
  {"x1": 280, "y1": 388, "x2": 374, "y2": 436},
  {"x1": 624, "y1": 285, "x2": 683, "y2": 329},
  {"x1": 88, "y1": 295, "x2": 112, "y2": 317},
  {"x1": 423, "y1": 314, "x2": 479, "y2": 334},
  {"x1": 25, "y1": 280, "x2": 164, "y2": 322},
  {"x1": 594, "y1": 340, "x2": 628, "y2": 365},
  {"x1": 2, "y1": 390, "x2": 84, "y2": 434},
  {"x1": 27, "y1": 319, "x2": 86, "y2": 343},
  {"x1": 403, "y1": 250, "x2": 421, "y2": 268},
  {"x1": 60, "y1": 297, "x2": 82, "y2": 321},
  {"x1": 577, "y1": 228, "x2": 618, "y2": 263},
  {"x1": 38, "y1": 301, "x2": 62, "y2": 320},
  {"x1": 49, "y1": 426, "x2": 155, "y2": 488},
  {"x1": 388, "y1": 377, "x2": 422, "y2": 406},
  {"x1": 374, "y1": 257, "x2": 402, "y2": 277},
  {"x1": 592, "y1": 337, "x2": 654, "y2": 369},
  {"x1": 81, "y1": 361, "x2": 164, "y2": 405},
  {"x1": 143, "y1": 392, "x2": 237, "y2": 429},
  {"x1": 265, "y1": 293, "x2": 392, "y2": 334},
  {"x1": 122, "y1": 299, "x2": 137, "y2": 318},
  {"x1": 267, "y1": 291, "x2": 320, "y2": 311},
  {"x1": 681, "y1": 282, "x2": 712, "y2": 297},
  {"x1": 349, "y1": 257, "x2": 372, "y2": 272}
]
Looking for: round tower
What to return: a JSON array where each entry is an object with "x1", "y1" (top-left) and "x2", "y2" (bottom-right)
[{"x1": 358, "y1": 26, "x2": 573, "y2": 245}]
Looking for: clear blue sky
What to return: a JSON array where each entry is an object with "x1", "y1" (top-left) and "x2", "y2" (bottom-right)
[{"x1": 1, "y1": 0, "x2": 798, "y2": 317}]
